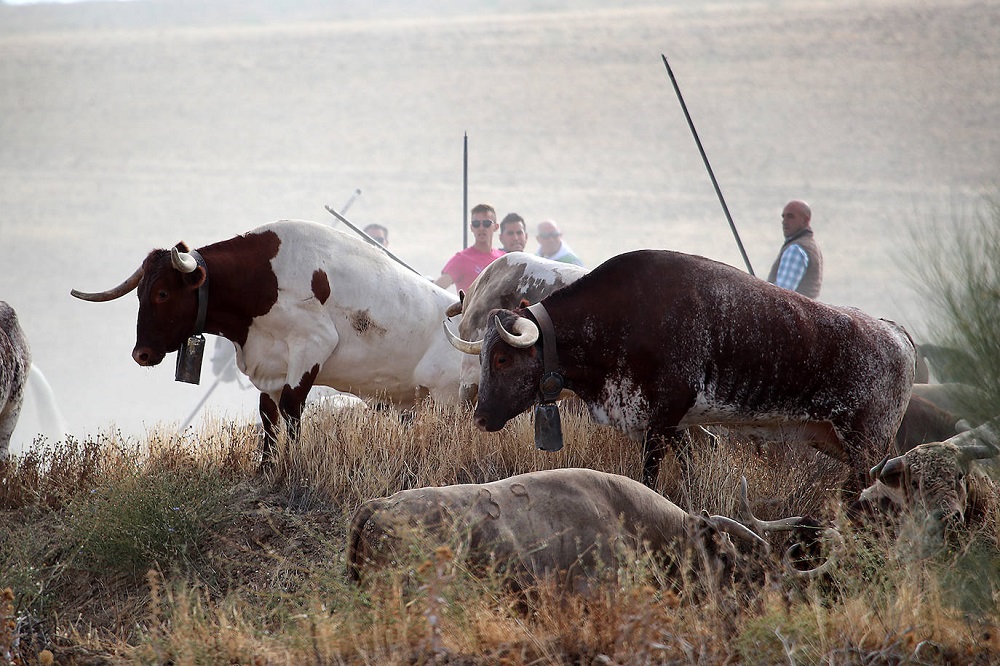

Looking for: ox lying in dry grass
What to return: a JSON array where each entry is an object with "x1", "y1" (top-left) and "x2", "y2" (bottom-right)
[
  {"x1": 347, "y1": 467, "x2": 832, "y2": 596},
  {"x1": 858, "y1": 420, "x2": 1000, "y2": 551}
]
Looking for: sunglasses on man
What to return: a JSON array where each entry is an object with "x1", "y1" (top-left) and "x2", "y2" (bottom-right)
[{"x1": 471, "y1": 219, "x2": 494, "y2": 229}]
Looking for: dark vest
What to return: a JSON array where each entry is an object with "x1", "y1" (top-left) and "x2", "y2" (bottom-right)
[{"x1": 767, "y1": 228, "x2": 823, "y2": 299}]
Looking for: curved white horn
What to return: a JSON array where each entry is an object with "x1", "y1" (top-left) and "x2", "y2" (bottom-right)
[
  {"x1": 70, "y1": 266, "x2": 143, "y2": 302},
  {"x1": 443, "y1": 320, "x2": 482, "y2": 355},
  {"x1": 495, "y1": 314, "x2": 539, "y2": 348},
  {"x1": 707, "y1": 514, "x2": 769, "y2": 549},
  {"x1": 171, "y1": 247, "x2": 198, "y2": 273},
  {"x1": 783, "y1": 528, "x2": 844, "y2": 579}
]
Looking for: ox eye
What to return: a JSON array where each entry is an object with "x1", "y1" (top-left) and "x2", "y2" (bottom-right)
[
  {"x1": 155, "y1": 290, "x2": 169, "y2": 303},
  {"x1": 494, "y1": 353, "x2": 509, "y2": 369}
]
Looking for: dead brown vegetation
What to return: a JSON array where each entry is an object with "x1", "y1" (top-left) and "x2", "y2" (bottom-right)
[{"x1": 1, "y1": 401, "x2": 998, "y2": 665}]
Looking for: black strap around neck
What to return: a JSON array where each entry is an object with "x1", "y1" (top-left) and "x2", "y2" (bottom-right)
[
  {"x1": 526, "y1": 302, "x2": 564, "y2": 402},
  {"x1": 189, "y1": 249, "x2": 209, "y2": 335}
]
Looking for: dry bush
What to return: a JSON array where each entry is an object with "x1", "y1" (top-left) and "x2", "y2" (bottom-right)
[
  {"x1": 274, "y1": 398, "x2": 642, "y2": 514},
  {"x1": 1, "y1": 398, "x2": 999, "y2": 664},
  {"x1": 903, "y1": 195, "x2": 1000, "y2": 422}
]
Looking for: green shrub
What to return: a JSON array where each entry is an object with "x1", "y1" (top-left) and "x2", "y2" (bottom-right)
[{"x1": 64, "y1": 453, "x2": 236, "y2": 577}]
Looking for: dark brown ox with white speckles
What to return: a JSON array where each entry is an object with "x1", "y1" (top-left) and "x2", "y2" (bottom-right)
[
  {"x1": 71, "y1": 219, "x2": 462, "y2": 464},
  {"x1": 451, "y1": 249, "x2": 916, "y2": 491}
]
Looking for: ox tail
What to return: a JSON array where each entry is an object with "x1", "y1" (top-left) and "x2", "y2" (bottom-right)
[
  {"x1": 346, "y1": 501, "x2": 380, "y2": 583},
  {"x1": 28, "y1": 365, "x2": 68, "y2": 437},
  {"x1": 10, "y1": 365, "x2": 69, "y2": 454}
]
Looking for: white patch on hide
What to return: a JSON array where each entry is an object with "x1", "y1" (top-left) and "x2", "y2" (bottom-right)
[
  {"x1": 677, "y1": 390, "x2": 810, "y2": 428},
  {"x1": 589, "y1": 372, "x2": 649, "y2": 440}
]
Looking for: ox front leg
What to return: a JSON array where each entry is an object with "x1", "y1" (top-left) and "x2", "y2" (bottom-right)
[
  {"x1": 640, "y1": 429, "x2": 682, "y2": 489},
  {"x1": 259, "y1": 392, "x2": 281, "y2": 469},
  {"x1": 278, "y1": 365, "x2": 320, "y2": 448},
  {"x1": 642, "y1": 430, "x2": 667, "y2": 490}
]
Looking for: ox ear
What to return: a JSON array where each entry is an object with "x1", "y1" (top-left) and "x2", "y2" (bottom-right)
[
  {"x1": 445, "y1": 300, "x2": 463, "y2": 318},
  {"x1": 878, "y1": 457, "x2": 904, "y2": 489},
  {"x1": 869, "y1": 455, "x2": 890, "y2": 480},
  {"x1": 182, "y1": 265, "x2": 207, "y2": 290},
  {"x1": 518, "y1": 298, "x2": 531, "y2": 309}
]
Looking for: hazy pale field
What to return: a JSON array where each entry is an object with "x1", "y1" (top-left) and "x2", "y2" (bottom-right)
[{"x1": 1, "y1": 0, "x2": 998, "y2": 449}]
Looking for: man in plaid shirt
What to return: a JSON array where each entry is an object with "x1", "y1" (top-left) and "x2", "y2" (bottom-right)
[{"x1": 766, "y1": 200, "x2": 823, "y2": 298}]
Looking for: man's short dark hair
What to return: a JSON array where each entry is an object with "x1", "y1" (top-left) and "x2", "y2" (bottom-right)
[{"x1": 500, "y1": 212, "x2": 525, "y2": 233}]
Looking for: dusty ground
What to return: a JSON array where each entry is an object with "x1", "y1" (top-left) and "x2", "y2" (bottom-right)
[{"x1": 1, "y1": 0, "x2": 998, "y2": 446}]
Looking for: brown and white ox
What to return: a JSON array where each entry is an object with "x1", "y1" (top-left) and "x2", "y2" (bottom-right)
[
  {"x1": 0, "y1": 301, "x2": 31, "y2": 457},
  {"x1": 348, "y1": 467, "x2": 780, "y2": 594},
  {"x1": 444, "y1": 252, "x2": 588, "y2": 403},
  {"x1": 71, "y1": 219, "x2": 462, "y2": 462},
  {"x1": 447, "y1": 249, "x2": 916, "y2": 491}
]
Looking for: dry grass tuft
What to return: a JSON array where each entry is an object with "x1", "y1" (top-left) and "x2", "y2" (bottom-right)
[{"x1": 0, "y1": 398, "x2": 998, "y2": 664}]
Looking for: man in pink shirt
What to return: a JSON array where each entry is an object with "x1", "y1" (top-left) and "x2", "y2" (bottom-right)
[{"x1": 434, "y1": 203, "x2": 505, "y2": 293}]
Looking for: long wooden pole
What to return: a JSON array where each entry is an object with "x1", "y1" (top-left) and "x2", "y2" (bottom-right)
[
  {"x1": 463, "y1": 132, "x2": 469, "y2": 249},
  {"x1": 661, "y1": 54, "x2": 755, "y2": 276},
  {"x1": 324, "y1": 206, "x2": 423, "y2": 276}
]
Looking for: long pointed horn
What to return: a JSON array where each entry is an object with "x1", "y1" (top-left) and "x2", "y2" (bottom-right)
[
  {"x1": 957, "y1": 440, "x2": 1000, "y2": 464},
  {"x1": 443, "y1": 320, "x2": 482, "y2": 355},
  {"x1": 738, "y1": 476, "x2": 806, "y2": 532},
  {"x1": 171, "y1": 247, "x2": 198, "y2": 273},
  {"x1": 706, "y1": 513, "x2": 769, "y2": 549},
  {"x1": 70, "y1": 266, "x2": 143, "y2": 302},
  {"x1": 736, "y1": 476, "x2": 844, "y2": 579},
  {"x1": 495, "y1": 314, "x2": 538, "y2": 348}
]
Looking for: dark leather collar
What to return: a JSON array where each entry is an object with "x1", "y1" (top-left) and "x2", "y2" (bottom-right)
[
  {"x1": 526, "y1": 302, "x2": 564, "y2": 402},
  {"x1": 189, "y1": 249, "x2": 209, "y2": 336}
]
